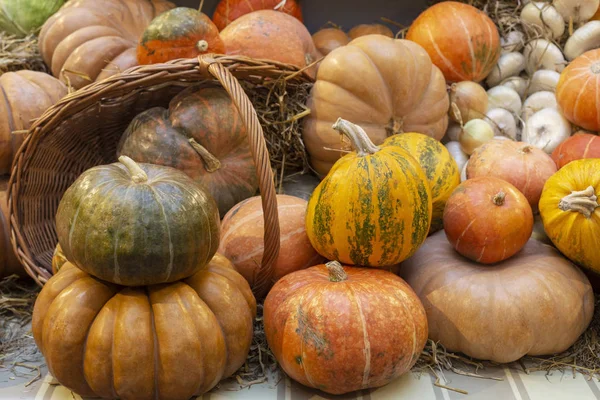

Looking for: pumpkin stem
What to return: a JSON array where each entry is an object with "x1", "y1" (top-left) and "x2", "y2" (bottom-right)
[
  {"x1": 325, "y1": 261, "x2": 348, "y2": 282},
  {"x1": 332, "y1": 118, "x2": 380, "y2": 156},
  {"x1": 520, "y1": 145, "x2": 533, "y2": 154},
  {"x1": 198, "y1": 0, "x2": 204, "y2": 12},
  {"x1": 118, "y1": 156, "x2": 148, "y2": 183},
  {"x1": 492, "y1": 190, "x2": 506, "y2": 206},
  {"x1": 188, "y1": 138, "x2": 222, "y2": 172},
  {"x1": 196, "y1": 40, "x2": 208, "y2": 52},
  {"x1": 558, "y1": 186, "x2": 599, "y2": 218}
]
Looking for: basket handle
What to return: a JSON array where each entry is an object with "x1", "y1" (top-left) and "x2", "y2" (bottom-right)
[{"x1": 199, "y1": 55, "x2": 280, "y2": 299}]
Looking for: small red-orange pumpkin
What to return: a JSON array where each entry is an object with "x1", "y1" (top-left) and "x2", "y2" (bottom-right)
[
  {"x1": 212, "y1": 0, "x2": 303, "y2": 31},
  {"x1": 551, "y1": 131, "x2": 600, "y2": 169}
]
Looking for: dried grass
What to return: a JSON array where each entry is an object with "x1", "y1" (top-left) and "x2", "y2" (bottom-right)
[{"x1": 0, "y1": 32, "x2": 46, "y2": 74}]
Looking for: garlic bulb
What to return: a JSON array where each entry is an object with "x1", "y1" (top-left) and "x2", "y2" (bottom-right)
[
  {"x1": 460, "y1": 160, "x2": 469, "y2": 182},
  {"x1": 459, "y1": 119, "x2": 495, "y2": 155},
  {"x1": 523, "y1": 39, "x2": 566, "y2": 74},
  {"x1": 520, "y1": 2, "x2": 565, "y2": 39},
  {"x1": 501, "y1": 76, "x2": 529, "y2": 98},
  {"x1": 564, "y1": 21, "x2": 600, "y2": 60},
  {"x1": 487, "y1": 86, "x2": 522, "y2": 115},
  {"x1": 486, "y1": 108, "x2": 519, "y2": 140},
  {"x1": 528, "y1": 69, "x2": 560, "y2": 93},
  {"x1": 501, "y1": 31, "x2": 526, "y2": 53},
  {"x1": 522, "y1": 108, "x2": 571, "y2": 153},
  {"x1": 522, "y1": 91, "x2": 558, "y2": 120},
  {"x1": 486, "y1": 52, "x2": 526, "y2": 87},
  {"x1": 449, "y1": 81, "x2": 488, "y2": 123},
  {"x1": 445, "y1": 141, "x2": 469, "y2": 172},
  {"x1": 553, "y1": 0, "x2": 600, "y2": 23}
]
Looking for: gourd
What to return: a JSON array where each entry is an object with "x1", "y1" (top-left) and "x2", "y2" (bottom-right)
[
  {"x1": 444, "y1": 177, "x2": 534, "y2": 264},
  {"x1": 218, "y1": 194, "x2": 323, "y2": 290},
  {"x1": 212, "y1": 0, "x2": 303, "y2": 31},
  {"x1": 55, "y1": 156, "x2": 220, "y2": 286},
  {"x1": 386, "y1": 133, "x2": 460, "y2": 234},
  {"x1": 0, "y1": 0, "x2": 64, "y2": 37},
  {"x1": 305, "y1": 119, "x2": 432, "y2": 267},
  {"x1": 0, "y1": 70, "x2": 67, "y2": 175},
  {"x1": 564, "y1": 21, "x2": 600, "y2": 60},
  {"x1": 38, "y1": 0, "x2": 175, "y2": 89},
  {"x1": 312, "y1": 27, "x2": 350, "y2": 55},
  {"x1": 551, "y1": 132, "x2": 600, "y2": 169},
  {"x1": 264, "y1": 261, "x2": 427, "y2": 395},
  {"x1": 523, "y1": 39, "x2": 566, "y2": 75},
  {"x1": 137, "y1": 7, "x2": 224, "y2": 64},
  {"x1": 445, "y1": 141, "x2": 469, "y2": 172},
  {"x1": 117, "y1": 85, "x2": 257, "y2": 217},
  {"x1": 32, "y1": 256, "x2": 256, "y2": 400},
  {"x1": 520, "y1": 2, "x2": 565, "y2": 39},
  {"x1": 406, "y1": 1, "x2": 501, "y2": 83},
  {"x1": 400, "y1": 231, "x2": 594, "y2": 364},
  {"x1": 485, "y1": 52, "x2": 526, "y2": 87},
  {"x1": 303, "y1": 35, "x2": 449, "y2": 175},
  {"x1": 539, "y1": 159, "x2": 600, "y2": 274},
  {"x1": 522, "y1": 108, "x2": 571, "y2": 154}
]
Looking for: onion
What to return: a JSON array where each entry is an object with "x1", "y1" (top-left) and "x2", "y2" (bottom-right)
[
  {"x1": 445, "y1": 141, "x2": 469, "y2": 171},
  {"x1": 449, "y1": 81, "x2": 488, "y2": 124},
  {"x1": 459, "y1": 119, "x2": 495, "y2": 155}
]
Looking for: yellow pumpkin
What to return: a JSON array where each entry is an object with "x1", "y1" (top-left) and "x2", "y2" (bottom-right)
[
  {"x1": 539, "y1": 159, "x2": 600, "y2": 273},
  {"x1": 306, "y1": 119, "x2": 432, "y2": 267},
  {"x1": 386, "y1": 133, "x2": 460, "y2": 233}
]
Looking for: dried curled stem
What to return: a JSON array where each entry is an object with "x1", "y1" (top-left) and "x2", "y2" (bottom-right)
[{"x1": 558, "y1": 186, "x2": 599, "y2": 218}]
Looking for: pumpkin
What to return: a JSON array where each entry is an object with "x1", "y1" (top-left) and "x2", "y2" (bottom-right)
[
  {"x1": 0, "y1": 179, "x2": 22, "y2": 278},
  {"x1": 55, "y1": 156, "x2": 220, "y2": 286},
  {"x1": 312, "y1": 27, "x2": 350, "y2": 55},
  {"x1": 303, "y1": 35, "x2": 449, "y2": 176},
  {"x1": 467, "y1": 139, "x2": 557, "y2": 211},
  {"x1": 444, "y1": 177, "x2": 533, "y2": 264},
  {"x1": 264, "y1": 261, "x2": 427, "y2": 395},
  {"x1": 212, "y1": 0, "x2": 303, "y2": 31},
  {"x1": 219, "y1": 194, "x2": 323, "y2": 290},
  {"x1": 386, "y1": 132, "x2": 460, "y2": 234},
  {"x1": 33, "y1": 255, "x2": 256, "y2": 400},
  {"x1": 281, "y1": 173, "x2": 321, "y2": 201},
  {"x1": 305, "y1": 119, "x2": 432, "y2": 267},
  {"x1": 0, "y1": 70, "x2": 68, "y2": 175},
  {"x1": 556, "y1": 49, "x2": 600, "y2": 131},
  {"x1": 137, "y1": 7, "x2": 223, "y2": 65},
  {"x1": 539, "y1": 159, "x2": 600, "y2": 274},
  {"x1": 406, "y1": 1, "x2": 501, "y2": 83},
  {"x1": 38, "y1": 0, "x2": 175, "y2": 89},
  {"x1": 0, "y1": 0, "x2": 64, "y2": 37},
  {"x1": 51, "y1": 243, "x2": 67, "y2": 275},
  {"x1": 551, "y1": 131, "x2": 600, "y2": 169},
  {"x1": 347, "y1": 23, "x2": 394, "y2": 39},
  {"x1": 220, "y1": 10, "x2": 321, "y2": 78},
  {"x1": 400, "y1": 231, "x2": 594, "y2": 363},
  {"x1": 117, "y1": 85, "x2": 256, "y2": 217}
]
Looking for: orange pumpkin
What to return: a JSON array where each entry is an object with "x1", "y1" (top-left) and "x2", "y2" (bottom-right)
[
  {"x1": 137, "y1": 7, "x2": 224, "y2": 64},
  {"x1": 312, "y1": 27, "x2": 350, "y2": 55},
  {"x1": 348, "y1": 23, "x2": 394, "y2": 39},
  {"x1": 556, "y1": 49, "x2": 600, "y2": 131},
  {"x1": 551, "y1": 131, "x2": 600, "y2": 169},
  {"x1": 406, "y1": 1, "x2": 501, "y2": 83},
  {"x1": 212, "y1": 0, "x2": 303, "y2": 31}
]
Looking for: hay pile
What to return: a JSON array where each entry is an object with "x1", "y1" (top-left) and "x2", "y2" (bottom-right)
[{"x1": 0, "y1": 32, "x2": 46, "y2": 74}]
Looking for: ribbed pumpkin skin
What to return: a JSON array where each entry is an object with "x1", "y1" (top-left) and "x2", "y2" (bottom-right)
[
  {"x1": 212, "y1": 0, "x2": 303, "y2": 31},
  {"x1": 551, "y1": 132, "x2": 600, "y2": 169},
  {"x1": 137, "y1": 7, "x2": 224, "y2": 64},
  {"x1": 32, "y1": 256, "x2": 256, "y2": 400},
  {"x1": 118, "y1": 85, "x2": 257, "y2": 217},
  {"x1": 406, "y1": 1, "x2": 500, "y2": 83},
  {"x1": 306, "y1": 143, "x2": 432, "y2": 267},
  {"x1": 55, "y1": 160, "x2": 220, "y2": 286},
  {"x1": 539, "y1": 159, "x2": 600, "y2": 274},
  {"x1": 386, "y1": 133, "x2": 460, "y2": 234},
  {"x1": 264, "y1": 263, "x2": 428, "y2": 395}
]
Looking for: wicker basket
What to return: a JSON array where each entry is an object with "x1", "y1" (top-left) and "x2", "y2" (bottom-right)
[{"x1": 8, "y1": 54, "x2": 314, "y2": 299}]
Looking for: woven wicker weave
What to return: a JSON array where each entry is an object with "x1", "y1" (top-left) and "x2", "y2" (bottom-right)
[{"x1": 8, "y1": 54, "x2": 313, "y2": 299}]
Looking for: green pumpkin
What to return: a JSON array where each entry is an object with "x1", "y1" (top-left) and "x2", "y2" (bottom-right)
[
  {"x1": 0, "y1": 0, "x2": 64, "y2": 37},
  {"x1": 55, "y1": 156, "x2": 220, "y2": 286}
]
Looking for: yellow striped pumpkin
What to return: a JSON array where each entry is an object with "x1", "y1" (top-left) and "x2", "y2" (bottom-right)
[
  {"x1": 306, "y1": 119, "x2": 432, "y2": 267},
  {"x1": 386, "y1": 133, "x2": 460, "y2": 234}
]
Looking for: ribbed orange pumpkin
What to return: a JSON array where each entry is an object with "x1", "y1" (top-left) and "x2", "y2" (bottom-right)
[
  {"x1": 406, "y1": 1, "x2": 501, "y2": 83},
  {"x1": 551, "y1": 132, "x2": 600, "y2": 169},
  {"x1": 212, "y1": 0, "x2": 303, "y2": 31}
]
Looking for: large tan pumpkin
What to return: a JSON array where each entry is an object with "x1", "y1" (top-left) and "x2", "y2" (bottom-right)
[
  {"x1": 0, "y1": 179, "x2": 23, "y2": 278},
  {"x1": 400, "y1": 231, "x2": 594, "y2": 363},
  {"x1": 0, "y1": 70, "x2": 68, "y2": 174},
  {"x1": 38, "y1": 0, "x2": 175, "y2": 89},
  {"x1": 303, "y1": 34, "x2": 449, "y2": 175}
]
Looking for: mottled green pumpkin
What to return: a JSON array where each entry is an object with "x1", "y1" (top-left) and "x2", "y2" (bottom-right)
[
  {"x1": 55, "y1": 156, "x2": 220, "y2": 286},
  {"x1": 305, "y1": 119, "x2": 432, "y2": 267},
  {"x1": 386, "y1": 133, "x2": 460, "y2": 234}
]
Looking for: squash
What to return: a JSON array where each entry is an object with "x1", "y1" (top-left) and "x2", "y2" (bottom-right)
[
  {"x1": 51, "y1": 243, "x2": 67, "y2": 275},
  {"x1": 212, "y1": 0, "x2": 303, "y2": 31},
  {"x1": 386, "y1": 132, "x2": 460, "y2": 234},
  {"x1": 32, "y1": 256, "x2": 256, "y2": 400},
  {"x1": 556, "y1": 49, "x2": 600, "y2": 131},
  {"x1": 137, "y1": 7, "x2": 224, "y2": 64},
  {"x1": 467, "y1": 139, "x2": 557, "y2": 211},
  {"x1": 219, "y1": 194, "x2": 323, "y2": 290},
  {"x1": 305, "y1": 119, "x2": 432, "y2": 267},
  {"x1": 0, "y1": 70, "x2": 68, "y2": 175},
  {"x1": 444, "y1": 177, "x2": 534, "y2": 264},
  {"x1": 406, "y1": 1, "x2": 501, "y2": 83},
  {"x1": 539, "y1": 159, "x2": 600, "y2": 274},
  {"x1": 303, "y1": 35, "x2": 449, "y2": 176},
  {"x1": 38, "y1": 0, "x2": 175, "y2": 89},
  {"x1": 347, "y1": 23, "x2": 394, "y2": 39},
  {"x1": 312, "y1": 27, "x2": 350, "y2": 55},
  {"x1": 551, "y1": 131, "x2": 600, "y2": 169},
  {"x1": 281, "y1": 173, "x2": 321, "y2": 201},
  {"x1": 117, "y1": 85, "x2": 256, "y2": 217},
  {"x1": 264, "y1": 261, "x2": 427, "y2": 395},
  {"x1": 55, "y1": 156, "x2": 220, "y2": 286},
  {"x1": 0, "y1": 178, "x2": 23, "y2": 278},
  {"x1": 220, "y1": 10, "x2": 321, "y2": 78},
  {"x1": 0, "y1": 0, "x2": 64, "y2": 37},
  {"x1": 400, "y1": 231, "x2": 594, "y2": 363}
]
